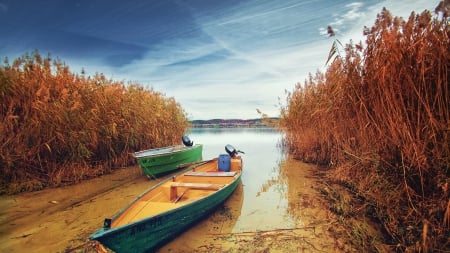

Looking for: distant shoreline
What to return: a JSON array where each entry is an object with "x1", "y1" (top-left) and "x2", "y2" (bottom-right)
[{"x1": 189, "y1": 118, "x2": 279, "y2": 128}]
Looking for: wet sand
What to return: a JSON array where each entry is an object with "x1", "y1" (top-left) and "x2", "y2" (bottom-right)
[
  {"x1": 0, "y1": 166, "x2": 152, "y2": 253},
  {"x1": 1, "y1": 161, "x2": 350, "y2": 253}
]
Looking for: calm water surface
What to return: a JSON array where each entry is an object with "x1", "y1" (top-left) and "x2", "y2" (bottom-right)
[
  {"x1": 189, "y1": 127, "x2": 292, "y2": 232},
  {"x1": 157, "y1": 128, "x2": 340, "y2": 252}
]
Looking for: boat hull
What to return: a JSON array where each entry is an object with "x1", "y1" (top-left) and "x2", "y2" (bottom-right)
[
  {"x1": 90, "y1": 174, "x2": 241, "y2": 253},
  {"x1": 134, "y1": 144, "x2": 203, "y2": 178}
]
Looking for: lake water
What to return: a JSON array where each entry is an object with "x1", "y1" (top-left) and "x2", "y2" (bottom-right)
[
  {"x1": 158, "y1": 128, "x2": 338, "y2": 252},
  {"x1": 190, "y1": 127, "x2": 291, "y2": 232}
]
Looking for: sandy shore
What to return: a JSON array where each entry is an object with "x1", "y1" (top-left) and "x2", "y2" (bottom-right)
[{"x1": 1, "y1": 161, "x2": 357, "y2": 253}]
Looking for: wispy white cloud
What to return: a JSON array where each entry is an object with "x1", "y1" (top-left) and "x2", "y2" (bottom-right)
[
  {"x1": 327, "y1": 0, "x2": 441, "y2": 45},
  {"x1": 343, "y1": 2, "x2": 364, "y2": 20},
  {"x1": 159, "y1": 1, "x2": 334, "y2": 119}
]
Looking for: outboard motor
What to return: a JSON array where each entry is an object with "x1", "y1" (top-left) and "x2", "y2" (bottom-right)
[
  {"x1": 182, "y1": 135, "x2": 194, "y2": 147},
  {"x1": 225, "y1": 144, "x2": 244, "y2": 157}
]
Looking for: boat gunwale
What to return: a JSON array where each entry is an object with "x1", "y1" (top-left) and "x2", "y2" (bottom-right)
[{"x1": 133, "y1": 144, "x2": 202, "y2": 159}]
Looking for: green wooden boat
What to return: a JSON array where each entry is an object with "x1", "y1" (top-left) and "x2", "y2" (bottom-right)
[
  {"x1": 133, "y1": 136, "x2": 203, "y2": 178},
  {"x1": 90, "y1": 145, "x2": 244, "y2": 253}
]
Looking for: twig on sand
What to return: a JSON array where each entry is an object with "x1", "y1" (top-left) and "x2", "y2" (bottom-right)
[{"x1": 10, "y1": 233, "x2": 33, "y2": 239}]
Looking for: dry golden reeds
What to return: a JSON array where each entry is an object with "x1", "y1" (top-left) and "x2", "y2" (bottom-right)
[
  {"x1": 281, "y1": 3, "x2": 449, "y2": 252},
  {"x1": 0, "y1": 52, "x2": 189, "y2": 193}
]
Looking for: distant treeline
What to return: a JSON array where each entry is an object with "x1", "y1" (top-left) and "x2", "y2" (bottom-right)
[
  {"x1": 190, "y1": 118, "x2": 279, "y2": 127},
  {"x1": 281, "y1": 6, "x2": 449, "y2": 252},
  {"x1": 0, "y1": 52, "x2": 189, "y2": 193}
]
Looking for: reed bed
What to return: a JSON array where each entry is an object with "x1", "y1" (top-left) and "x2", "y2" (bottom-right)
[
  {"x1": 281, "y1": 5, "x2": 449, "y2": 252},
  {"x1": 0, "y1": 52, "x2": 189, "y2": 193}
]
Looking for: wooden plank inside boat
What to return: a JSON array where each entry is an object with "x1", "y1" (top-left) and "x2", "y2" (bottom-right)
[{"x1": 184, "y1": 171, "x2": 237, "y2": 177}]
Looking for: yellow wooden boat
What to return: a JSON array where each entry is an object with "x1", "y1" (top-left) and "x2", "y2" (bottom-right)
[{"x1": 90, "y1": 144, "x2": 244, "y2": 253}]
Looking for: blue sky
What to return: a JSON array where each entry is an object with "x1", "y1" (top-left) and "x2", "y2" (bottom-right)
[{"x1": 0, "y1": 0, "x2": 440, "y2": 119}]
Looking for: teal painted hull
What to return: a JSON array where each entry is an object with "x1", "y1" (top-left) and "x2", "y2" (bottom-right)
[
  {"x1": 90, "y1": 172, "x2": 241, "y2": 253},
  {"x1": 134, "y1": 144, "x2": 203, "y2": 178}
]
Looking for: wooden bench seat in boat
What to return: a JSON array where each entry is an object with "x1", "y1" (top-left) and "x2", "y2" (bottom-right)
[
  {"x1": 184, "y1": 171, "x2": 237, "y2": 177},
  {"x1": 170, "y1": 182, "x2": 224, "y2": 201}
]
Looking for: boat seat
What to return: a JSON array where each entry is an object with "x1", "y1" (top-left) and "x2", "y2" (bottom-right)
[
  {"x1": 184, "y1": 171, "x2": 236, "y2": 177},
  {"x1": 170, "y1": 182, "x2": 224, "y2": 201}
]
